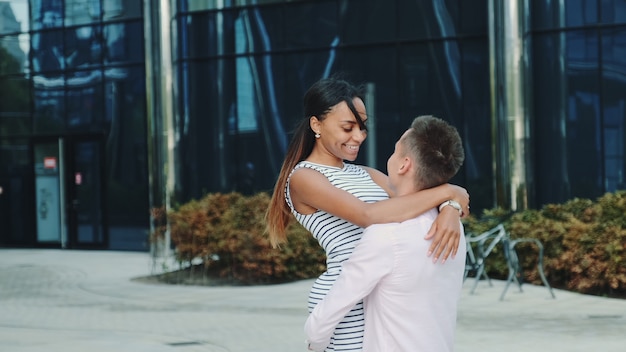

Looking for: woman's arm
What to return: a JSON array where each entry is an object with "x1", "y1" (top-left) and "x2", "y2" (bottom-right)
[
  {"x1": 289, "y1": 167, "x2": 464, "y2": 227},
  {"x1": 365, "y1": 166, "x2": 469, "y2": 262}
]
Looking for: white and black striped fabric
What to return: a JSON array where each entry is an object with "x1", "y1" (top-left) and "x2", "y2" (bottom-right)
[{"x1": 286, "y1": 161, "x2": 389, "y2": 351}]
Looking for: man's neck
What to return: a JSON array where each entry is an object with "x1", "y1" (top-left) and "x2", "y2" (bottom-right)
[{"x1": 394, "y1": 182, "x2": 421, "y2": 198}]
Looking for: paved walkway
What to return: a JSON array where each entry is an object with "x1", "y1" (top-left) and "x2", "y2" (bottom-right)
[{"x1": 0, "y1": 249, "x2": 624, "y2": 352}]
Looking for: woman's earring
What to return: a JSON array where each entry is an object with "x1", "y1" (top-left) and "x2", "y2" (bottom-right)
[{"x1": 315, "y1": 132, "x2": 321, "y2": 138}]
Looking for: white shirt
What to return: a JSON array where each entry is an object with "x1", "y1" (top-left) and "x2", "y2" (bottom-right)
[{"x1": 304, "y1": 209, "x2": 466, "y2": 352}]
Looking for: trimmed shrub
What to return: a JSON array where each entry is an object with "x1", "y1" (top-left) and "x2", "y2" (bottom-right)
[
  {"x1": 151, "y1": 192, "x2": 325, "y2": 285},
  {"x1": 464, "y1": 191, "x2": 626, "y2": 298}
]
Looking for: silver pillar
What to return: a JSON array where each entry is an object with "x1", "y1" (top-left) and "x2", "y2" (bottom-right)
[
  {"x1": 488, "y1": 0, "x2": 533, "y2": 211},
  {"x1": 365, "y1": 83, "x2": 377, "y2": 170},
  {"x1": 144, "y1": 0, "x2": 177, "y2": 261}
]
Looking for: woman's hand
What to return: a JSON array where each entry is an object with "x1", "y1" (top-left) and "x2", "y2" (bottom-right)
[{"x1": 425, "y1": 206, "x2": 463, "y2": 263}]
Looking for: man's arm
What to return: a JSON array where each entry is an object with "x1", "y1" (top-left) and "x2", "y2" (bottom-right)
[{"x1": 304, "y1": 225, "x2": 394, "y2": 351}]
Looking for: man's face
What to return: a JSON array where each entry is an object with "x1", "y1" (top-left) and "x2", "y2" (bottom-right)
[{"x1": 386, "y1": 129, "x2": 411, "y2": 193}]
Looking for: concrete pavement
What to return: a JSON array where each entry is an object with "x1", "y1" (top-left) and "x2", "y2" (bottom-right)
[{"x1": 0, "y1": 249, "x2": 624, "y2": 351}]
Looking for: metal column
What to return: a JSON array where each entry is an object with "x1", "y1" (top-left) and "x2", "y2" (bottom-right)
[
  {"x1": 489, "y1": 0, "x2": 534, "y2": 211},
  {"x1": 144, "y1": 0, "x2": 177, "y2": 260}
]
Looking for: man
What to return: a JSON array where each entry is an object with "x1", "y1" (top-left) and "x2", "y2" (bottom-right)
[{"x1": 304, "y1": 115, "x2": 466, "y2": 352}]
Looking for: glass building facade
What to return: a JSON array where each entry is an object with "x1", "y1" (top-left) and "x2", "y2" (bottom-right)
[{"x1": 0, "y1": 0, "x2": 625, "y2": 251}]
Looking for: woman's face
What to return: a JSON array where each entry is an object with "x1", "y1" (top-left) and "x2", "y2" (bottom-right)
[{"x1": 315, "y1": 97, "x2": 368, "y2": 162}]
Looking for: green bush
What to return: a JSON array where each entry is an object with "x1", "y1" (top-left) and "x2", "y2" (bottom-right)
[
  {"x1": 464, "y1": 191, "x2": 626, "y2": 298},
  {"x1": 153, "y1": 190, "x2": 626, "y2": 297},
  {"x1": 151, "y1": 192, "x2": 325, "y2": 285}
]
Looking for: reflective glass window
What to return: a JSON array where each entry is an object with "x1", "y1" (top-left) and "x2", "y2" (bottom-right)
[
  {"x1": 532, "y1": 0, "x2": 599, "y2": 30},
  {"x1": 533, "y1": 33, "x2": 570, "y2": 203},
  {"x1": 459, "y1": 0, "x2": 488, "y2": 35},
  {"x1": 602, "y1": 28, "x2": 626, "y2": 190},
  {"x1": 0, "y1": 76, "x2": 31, "y2": 135},
  {"x1": 233, "y1": 5, "x2": 285, "y2": 52},
  {"x1": 33, "y1": 74, "x2": 65, "y2": 133},
  {"x1": 565, "y1": 29, "x2": 601, "y2": 200},
  {"x1": 1, "y1": 1, "x2": 28, "y2": 35},
  {"x1": 182, "y1": 0, "x2": 288, "y2": 12},
  {"x1": 64, "y1": 0, "x2": 101, "y2": 26},
  {"x1": 64, "y1": 25, "x2": 103, "y2": 69},
  {"x1": 0, "y1": 139, "x2": 34, "y2": 244},
  {"x1": 284, "y1": 1, "x2": 337, "y2": 50},
  {"x1": 31, "y1": 28, "x2": 64, "y2": 73},
  {"x1": 103, "y1": 65, "x2": 148, "y2": 225},
  {"x1": 459, "y1": 39, "x2": 492, "y2": 211},
  {"x1": 103, "y1": 0, "x2": 142, "y2": 21},
  {"x1": 341, "y1": 0, "x2": 396, "y2": 45},
  {"x1": 104, "y1": 21, "x2": 144, "y2": 64},
  {"x1": 66, "y1": 69, "x2": 104, "y2": 130},
  {"x1": 0, "y1": 35, "x2": 29, "y2": 75},
  {"x1": 30, "y1": 0, "x2": 63, "y2": 30},
  {"x1": 601, "y1": 0, "x2": 626, "y2": 24},
  {"x1": 533, "y1": 30, "x2": 602, "y2": 204},
  {"x1": 181, "y1": 10, "x2": 236, "y2": 58},
  {"x1": 182, "y1": 59, "x2": 236, "y2": 199},
  {"x1": 397, "y1": 41, "x2": 462, "y2": 120},
  {"x1": 398, "y1": 0, "x2": 460, "y2": 40}
]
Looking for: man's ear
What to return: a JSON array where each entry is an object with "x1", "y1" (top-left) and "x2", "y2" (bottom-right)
[{"x1": 398, "y1": 157, "x2": 412, "y2": 175}]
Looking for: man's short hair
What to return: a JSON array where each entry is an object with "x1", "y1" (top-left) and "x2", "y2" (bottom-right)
[{"x1": 401, "y1": 115, "x2": 465, "y2": 189}]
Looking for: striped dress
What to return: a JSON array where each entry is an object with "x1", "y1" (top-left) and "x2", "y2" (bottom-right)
[{"x1": 286, "y1": 161, "x2": 389, "y2": 351}]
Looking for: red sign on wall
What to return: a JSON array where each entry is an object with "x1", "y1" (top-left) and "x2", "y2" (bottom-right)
[{"x1": 44, "y1": 157, "x2": 57, "y2": 169}]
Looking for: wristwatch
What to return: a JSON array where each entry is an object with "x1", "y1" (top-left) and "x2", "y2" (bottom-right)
[{"x1": 438, "y1": 200, "x2": 463, "y2": 216}]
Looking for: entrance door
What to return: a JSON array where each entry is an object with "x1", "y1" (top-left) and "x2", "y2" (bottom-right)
[
  {"x1": 33, "y1": 136, "x2": 107, "y2": 249},
  {"x1": 65, "y1": 137, "x2": 107, "y2": 249}
]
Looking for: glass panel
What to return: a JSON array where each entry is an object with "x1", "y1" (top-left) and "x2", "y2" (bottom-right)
[
  {"x1": 104, "y1": 65, "x2": 148, "y2": 224},
  {"x1": 398, "y1": 41, "x2": 462, "y2": 121},
  {"x1": 64, "y1": 0, "x2": 101, "y2": 26},
  {"x1": 398, "y1": 0, "x2": 459, "y2": 40},
  {"x1": 182, "y1": 10, "x2": 236, "y2": 58},
  {"x1": 103, "y1": 0, "x2": 142, "y2": 21},
  {"x1": 0, "y1": 34, "x2": 30, "y2": 75},
  {"x1": 182, "y1": 59, "x2": 236, "y2": 200},
  {"x1": 104, "y1": 21, "x2": 144, "y2": 64},
  {"x1": 460, "y1": 39, "x2": 492, "y2": 211},
  {"x1": 33, "y1": 74, "x2": 65, "y2": 133},
  {"x1": 532, "y1": 0, "x2": 598, "y2": 29},
  {"x1": 565, "y1": 29, "x2": 601, "y2": 201},
  {"x1": 182, "y1": 0, "x2": 288, "y2": 12},
  {"x1": 65, "y1": 25, "x2": 102, "y2": 69},
  {"x1": 602, "y1": 28, "x2": 626, "y2": 190},
  {"x1": 566, "y1": 0, "x2": 598, "y2": 26},
  {"x1": 601, "y1": 0, "x2": 626, "y2": 24},
  {"x1": 234, "y1": 6, "x2": 285, "y2": 52},
  {"x1": 31, "y1": 28, "x2": 64, "y2": 73},
  {"x1": 533, "y1": 32, "x2": 570, "y2": 204},
  {"x1": 284, "y1": 1, "x2": 337, "y2": 50},
  {"x1": 66, "y1": 69, "x2": 104, "y2": 130},
  {"x1": 459, "y1": 0, "x2": 488, "y2": 35},
  {"x1": 0, "y1": 76, "x2": 31, "y2": 135},
  {"x1": 73, "y1": 140, "x2": 103, "y2": 244},
  {"x1": 1, "y1": 0, "x2": 27, "y2": 34},
  {"x1": 533, "y1": 30, "x2": 602, "y2": 205},
  {"x1": 0, "y1": 140, "x2": 33, "y2": 245},
  {"x1": 341, "y1": 0, "x2": 396, "y2": 45},
  {"x1": 30, "y1": 0, "x2": 63, "y2": 30}
]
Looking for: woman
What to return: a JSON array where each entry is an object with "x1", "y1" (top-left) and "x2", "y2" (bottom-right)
[{"x1": 266, "y1": 77, "x2": 469, "y2": 351}]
